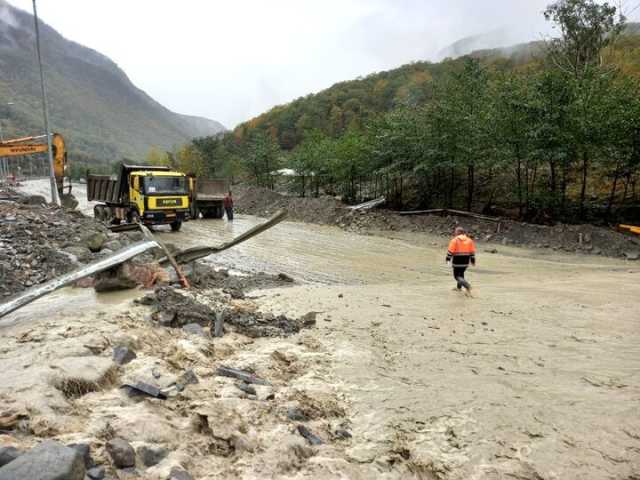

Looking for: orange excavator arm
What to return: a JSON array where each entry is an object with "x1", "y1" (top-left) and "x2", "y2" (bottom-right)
[{"x1": 0, "y1": 133, "x2": 67, "y2": 184}]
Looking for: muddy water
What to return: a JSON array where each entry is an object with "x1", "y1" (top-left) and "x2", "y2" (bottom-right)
[{"x1": 14, "y1": 179, "x2": 640, "y2": 478}]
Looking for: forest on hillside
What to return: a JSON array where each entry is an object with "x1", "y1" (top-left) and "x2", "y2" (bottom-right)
[{"x1": 150, "y1": 0, "x2": 640, "y2": 223}]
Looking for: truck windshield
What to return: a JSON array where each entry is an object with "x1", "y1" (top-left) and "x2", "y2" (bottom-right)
[{"x1": 143, "y1": 176, "x2": 187, "y2": 195}]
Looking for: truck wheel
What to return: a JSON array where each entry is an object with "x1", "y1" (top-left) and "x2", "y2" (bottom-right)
[
  {"x1": 214, "y1": 206, "x2": 224, "y2": 219},
  {"x1": 128, "y1": 210, "x2": 140, "y2": 225},
  {"x1": 170, "y1": 220, "x2": 182, "y2": 232},
  {"x1": 93, "y1": 205, "x2": 102, "y2": 220}
]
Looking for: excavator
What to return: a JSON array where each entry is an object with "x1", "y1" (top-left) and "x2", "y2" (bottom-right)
[{"x1": 0, "y1": 132, "x2": 77, "y2": 208}]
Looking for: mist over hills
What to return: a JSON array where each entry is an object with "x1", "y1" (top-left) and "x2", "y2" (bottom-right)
[{"x1": 0, "y1": 0, "x2": 225, "y2": 166}]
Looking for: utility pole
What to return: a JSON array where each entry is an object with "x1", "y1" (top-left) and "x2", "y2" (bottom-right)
[
  {"x1": 32, "y1": 0, "x2": 59, "y2": 205},
  {"x1": 0, "y1": 102, "x2": 15, "y2": 184}
]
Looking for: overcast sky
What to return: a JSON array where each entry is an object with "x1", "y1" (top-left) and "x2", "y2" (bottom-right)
[{"x1": 7, "y1": 0, "x2": 640, "y2": 128}]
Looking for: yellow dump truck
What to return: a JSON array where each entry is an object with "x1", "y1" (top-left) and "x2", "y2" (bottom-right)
[{"x1": 87, "y1": 163, "x2": 190, "y2": 231}]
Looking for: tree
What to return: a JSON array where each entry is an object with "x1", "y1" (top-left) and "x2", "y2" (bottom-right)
[{"x1": 544, "y1": 0, "x2": 626, "y2": 79}]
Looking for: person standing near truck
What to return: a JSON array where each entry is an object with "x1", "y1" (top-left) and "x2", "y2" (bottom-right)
[
  {"x1": 223, "y1": 191, "x2": 234, "y2": 221},
  {"x1": 446, "y1": 226, "x2": 476, "y2": 295}
]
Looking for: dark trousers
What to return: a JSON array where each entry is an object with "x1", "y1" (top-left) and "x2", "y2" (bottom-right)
[
  {"x1": 225, "y1": 206, "x2": 234, "y2": 221},
  {"x1": 453, "y1": 266, "x2": 470, "y2": 290}
]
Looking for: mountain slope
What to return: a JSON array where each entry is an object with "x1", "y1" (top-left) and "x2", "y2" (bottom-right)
[
  {"x1": 235, "y1": 25, "x2": 640, "y2": 151},
  {"x1": 0, "y1": 0, "x2": 225, "y2": 166}
]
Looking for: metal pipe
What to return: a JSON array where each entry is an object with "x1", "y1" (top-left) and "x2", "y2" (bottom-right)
[{"x1": 31, "y1": 0, "x2": 59, "y2": 206}]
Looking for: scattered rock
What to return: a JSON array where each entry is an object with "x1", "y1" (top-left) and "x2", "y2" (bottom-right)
[
  {"x1": 0, "y1": 440, "x2": 85, "y2": 480},
  {"x1": 112, "y1": 346, "x2": 137, "y2": 366},
  {"x1": 86, "y1": 466, "x2": 105, "y2": 480},
  {"x1": 84, "y1": 232, "x2": 108, "y2": 253},
  {"x1": 94, "y1": 263, "x2": 139, "y2": 292},
  {"x1": 106, "y1": 438, "x2": 135, "y2": 469},
  {"x1": 287, "y1": 407, "x2": 309, "y2": 422},
  {"x1": 182, "y1": 323, "x2": 206, "y2": 337},
  {"x1": 278, "y1": 273, "x2": 294, "y2": 282},
  {"x1": 67, "y1": 443, "x2": 92, "y2": 468},
  {"x1": 624, "y1": 251, "x2": 639, "y2": 261},
  {"x1": 0, "y1": 447, "x2": 21, "y2": 467},
  {"x1": 486, "y1": 248, "x2": 498, "y2": 254},
  {"x1": 176, "y1": 369, "x2": 199, "y2": 390},
  {"x1": 103, "y1": 239, "x2": 122, "y2": 251},
  {"x1": 297, "y1": 425, "x2": 323, "y2": 445},
  {"x1": 136, "y1": 444, "x2": 168, "y2": 467},
  {"x1": 168, "y1": 468, "x2": 194, "y2": 480},
  {"x1": 19, "y1": 194, "x2": 46, "y2": 205}
]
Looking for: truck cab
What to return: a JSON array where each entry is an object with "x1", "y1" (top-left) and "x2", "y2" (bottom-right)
[{"x1": 130, "y1": 170, "x2": 190, "y2": 230}]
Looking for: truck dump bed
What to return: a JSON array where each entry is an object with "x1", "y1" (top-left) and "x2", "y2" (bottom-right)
[
  {"x1": 197, "y1": 179, "x2": 228, "y2": 200},
  {"x1": 87, "y1": 164, "x2": 171, "y2": 204},
  {"x1": 87, "y1": 175, "x2": 119, "y2": 203}
]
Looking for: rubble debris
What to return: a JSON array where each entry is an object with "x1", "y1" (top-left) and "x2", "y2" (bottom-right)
[
  {"x1": 0, "y1": 447, "x2": 21, "y2": 467},
  {"x1": 0, "y1": 440, "x2": 86, "y2": 480},
  {"x1": 106, "y1": 438, "x2": 135, "y2": 469},
  {"x1": 286, "y1": 407, "x2": 310, "y2": 422},
  {"x1": 136, "y1": 444, "x2": 168, "y2": 467},
  {"x1": 84, "y1": 232, "x2": 108, "y2": 253},
  {"x1": 143, "y1": 287, "x2": 213, "y2": 328},
  {"x1": 297, "y1": 425, "x2": 323, "y2": 446},
  {"x1": 235, "y1": 382, "x2": 257, "y2": 396},
  {"x1": 113, "y1": 346, "x2": 137, "y2": 366},
  {"x1": 190, "y1": 264, "x2": 294, "y2": 292},
  {"x1": 176, "y1": 369, "x2": 199, "y2": 390},
  {"x1": 0, "y1": 240, "x2": 159, "y2": 319},
  {"x1": 216, "y1": 366, "x2": 271, "y2": 386},
  {"x1": 120, "y1": 382, "x2": 168, "y2": 400}
]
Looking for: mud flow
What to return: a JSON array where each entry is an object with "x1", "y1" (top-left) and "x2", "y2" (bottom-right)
[{"x1": 8, "y1": 179, "x2": 640, "y2": 479}]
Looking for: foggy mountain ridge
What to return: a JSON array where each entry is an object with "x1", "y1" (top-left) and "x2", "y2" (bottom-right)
[{"x1": 0, "y1": 0, "x2": 225, "y2": 165}]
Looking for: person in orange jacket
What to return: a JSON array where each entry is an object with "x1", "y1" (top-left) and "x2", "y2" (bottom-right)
[{"x1": 446, "y1": 226, "x2": 476, "y2": 294}]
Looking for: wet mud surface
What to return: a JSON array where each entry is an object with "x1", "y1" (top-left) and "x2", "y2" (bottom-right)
[{"x1": 2, "y1": 180, "x2": 639, "y2": 478}]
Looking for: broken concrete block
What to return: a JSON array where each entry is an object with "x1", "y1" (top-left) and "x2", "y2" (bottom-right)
[
  {"x1": 286, "y1": 407, "x2": 309, "y2": 422},
  {"x1": 106, "y1": 438, "x2": 135, "y2": 469},
  {"x1": 136, "y1": 444, "x2": 168, "y2": 467},
  {"x1": 0, "y1": 440, "x2": 85, "y2": 480},
  {"x1": 113, "y1": 346, "x2": 137, "y2": 366},
  {"x1": 0, "y1": 447, "x2": 21, "y2": 467}
]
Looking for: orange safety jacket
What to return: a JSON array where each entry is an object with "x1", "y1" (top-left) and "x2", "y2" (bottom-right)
[{"x1": 446, "y1": 234, "x2": 476, "y2": 266}]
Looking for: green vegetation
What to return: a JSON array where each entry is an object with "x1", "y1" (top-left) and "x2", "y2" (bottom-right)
[{"x1": 166, "y1": 1, "x2": 640, "y2": 223}]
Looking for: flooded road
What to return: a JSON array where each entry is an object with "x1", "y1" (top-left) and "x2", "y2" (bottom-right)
[{"x1": 13, "y1": 179, "x2": 640, "y2": 478}]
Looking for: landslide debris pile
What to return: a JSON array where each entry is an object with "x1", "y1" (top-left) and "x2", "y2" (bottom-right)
[
  {"x1": 0, "y1": 197, "x2": 122, "y2": 297},
  {"x1": 139, "y1": 286, "x2": 315, "y2": 338},
  {"x1": 235, "y1": 186, "x2": 640, "y2": 259}
]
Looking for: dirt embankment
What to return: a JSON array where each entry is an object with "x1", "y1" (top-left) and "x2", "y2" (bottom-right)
[{"x1": 234, "y1": 186, "x2": 640, "y2": 260}]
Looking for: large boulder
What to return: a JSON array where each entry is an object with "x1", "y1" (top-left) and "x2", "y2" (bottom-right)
[{"x1": 0, "y1": 440, "x2": 85, "y2": 480}]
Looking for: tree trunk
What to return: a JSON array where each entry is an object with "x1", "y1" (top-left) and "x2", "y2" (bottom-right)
[
  {"x1": 606, "y1": 171, "x2": 619, "y2": 221},
  {"x1": 466, "y1": 163, "x2": 475, "y2": 212},
  {"x1": 516, "y1": 154, "x2": 523, "y2": 218},
  {"x1": 579, "y1": 150, "x2": 589, "y2": 218}
]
